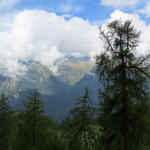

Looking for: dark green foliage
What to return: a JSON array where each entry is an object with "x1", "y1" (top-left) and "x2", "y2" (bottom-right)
[
  {"x1": 0, "y1": 93, "x2": 11, "y2": 150},
  {"x1": 96, "y1": 20, "x2": 150, "y2": 150},
  {"x1": 9, "y1": 88, "x2": 71, "y2": 150},
  {"x1": 64, "y1": 87, "x2": 97, "y2": 150},
  {"x1": 11, "y1": 88, "x2": 50, "y2": 150},
  {"x1": 23, "y1": 88, "x2": 46, "y2": 149},
  {"x1": 45, "y1": 129, "x2": 69, "y2": 150},
  {"x1": 1, "y1": 20, "x2": 150, "y2": 150}
]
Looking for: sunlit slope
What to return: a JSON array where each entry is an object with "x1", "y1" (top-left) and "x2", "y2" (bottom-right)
[{"x1": 58, "y1": 61, "x2": 94, "y2": 85}]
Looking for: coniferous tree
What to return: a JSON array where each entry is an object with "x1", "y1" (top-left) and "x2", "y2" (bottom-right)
[
  {"x1": 96, "y1": 20, "x2": 150, "y2": 150},
  {"x1": 65, "y1": 87, "x2": 96, "y2": 150},
  {"x1": 0, "y1": 93, "x2": 11, "y2": 150},
  {"x1": 13, "y1": 88, "x2": 49, "y2": 150},
  {"x1": 11, "y1": 88, "x2": 69, "y2": 150},
  {"x1": 24, "y1": 88, "x2": 45, "y2": 149}
]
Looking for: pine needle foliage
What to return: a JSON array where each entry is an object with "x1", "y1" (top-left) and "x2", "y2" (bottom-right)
[{"x1": 96, "y1": 20, "x2": 150, "y2": 150}]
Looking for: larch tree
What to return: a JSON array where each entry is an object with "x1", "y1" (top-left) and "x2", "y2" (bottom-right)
[{"x1": 96, "y1": 20, "x2": 150, "y2": 150}]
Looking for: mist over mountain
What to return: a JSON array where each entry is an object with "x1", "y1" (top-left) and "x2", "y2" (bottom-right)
[{"x1": 0, "y1": 56, "x2": 100, "y2": 121}]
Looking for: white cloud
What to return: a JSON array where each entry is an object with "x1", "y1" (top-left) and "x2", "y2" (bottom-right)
[
  {"x1": 0, "y1": 0, "x2": 21, "y2": 9},
  {"x1": 100, "y1": 0, "x2": 138, "y2": 8},
  {"x1": 35, "y1": 46, "x2": 64, "y2": 73},
  {"x1": 138, "y1": 2, "x2": 150, "y2": 17},
  {"x1": 0, "y1": 10, "x2": 100, "y2": 78},
  {"x1": 58, "y1": 3, "x2": 81, "y2": 13},
  {"x1": 57, "y1": 1, "x2": 82, "y2": 13},
  {"x1": 0, "y1": 9, "x2": 150, "y2": 78},
  {"x1": 103, "y1": 10, "x2": 150, "y2": 55}
]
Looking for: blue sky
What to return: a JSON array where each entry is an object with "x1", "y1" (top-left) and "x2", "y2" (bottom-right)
[
  {"x1": 0, "y1": 0, "x2": 150, "y2": 77},
  {"x1": 1, "y1": 0, "x2": 150, "y2": 23}
]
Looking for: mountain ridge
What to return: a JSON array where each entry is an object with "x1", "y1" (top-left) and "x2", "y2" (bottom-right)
[{"x1": 0, "y1": 57, "x2": 100, "y2": 121}]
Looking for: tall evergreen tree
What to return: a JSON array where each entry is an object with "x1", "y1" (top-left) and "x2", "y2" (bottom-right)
[
  {"x1": 14, "y1": 88, "x2": 49, "y2": 150},
  {"x1": 24, "y1": 88, "x2": 44, "y2": 149},
  {"x1": 0, "y1": 93, "x2": 11, "y2": 150},
  {"x1": 65, "y1": 87, "x2": 96, "y2": 150},
  {"x1": 96, "y1": 20, "x2": 150, "y2": 150}
]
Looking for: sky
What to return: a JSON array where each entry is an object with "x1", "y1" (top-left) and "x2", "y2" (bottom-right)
[{"x1": 0, "y1": 0, "x2": 150, "y2": 77}]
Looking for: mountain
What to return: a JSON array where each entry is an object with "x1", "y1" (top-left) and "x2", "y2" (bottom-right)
[
  {"x1": 72, "y1": 67, "x2": 101, "y2": 104},
  {"x1": 0, "y1": 57, "x2": 100, "y2": 121},
  {"x1": 57, "y1": 60, "x2": 94, "y2": 85}
]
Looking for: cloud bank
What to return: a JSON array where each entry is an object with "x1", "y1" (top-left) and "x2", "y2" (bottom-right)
[
  {"x1": 0, "y1": 10, "x2": 100, "y2": 77},
  {"x1": 0, "y1": 9, "x2": 150, "y2": 78}
]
